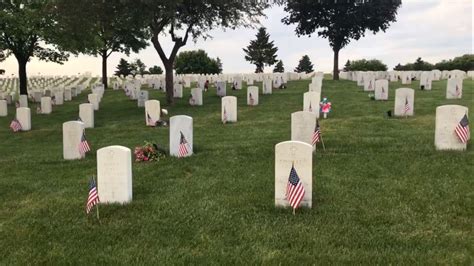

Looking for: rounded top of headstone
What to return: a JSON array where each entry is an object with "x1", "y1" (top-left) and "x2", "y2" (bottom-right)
[
  {"x1": 79, "y1": 103, "x2": 93, "y2": 107},
  {"x1": 275, "y1": 140, "x2": 313, "y2": 150},
  {"x1": 222, "y1": 96, "x2": 237, "y2": 100},
  {"x1": 170, "y1": 115, "x2": 193, "y2": 122},
  {"x1": 436, "y1": 105, "x2": 468, "y2": 112},
  {"x1": 97, "y1": 145, "x2": 131, "y2": 154}
]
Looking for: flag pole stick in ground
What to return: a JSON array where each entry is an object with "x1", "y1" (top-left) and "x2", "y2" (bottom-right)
[
  {"x1": 320, "y1": 135, "x2": 326, "y2": 151},
  {"x1": 94, "y1": 176, "x2": 100, "y2": 221}
]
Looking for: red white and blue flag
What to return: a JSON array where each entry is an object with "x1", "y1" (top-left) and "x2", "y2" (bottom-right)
[
  {"x1": 86, "y1": 178, "x2": 100, "y2": 214},
  {"x1": 78, "y1": 130, "x2": 91, "y2": 155},
  {"x1": 286, "y1": 165, "x2": 305, "y2": 210},
  {"x1": 455, "y1": 114, "x2": 470, "y2": 144},
  {"x1": 9, "y1": 118, "x2": 22, "y2": 132},
  {"x1": 178, "y1": 131, "x2": 190, "y2": 158},
  {"x1": 312, "y1": 119, "x2": 321, "y2": 145}
]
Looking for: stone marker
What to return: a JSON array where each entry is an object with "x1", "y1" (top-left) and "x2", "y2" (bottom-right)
[
  {"x1": 144, "y1": 100, "x2": 160, "y2": 125},
  {"x1": 63, "y1": 121, "x2": 85, "y2": 160},
  {"x1": 88, "y1": 93, "x2": 100, "y2": 111},
  {"x1": 79, "y1": 103, "x2": 94, "y2": 128},
  {"x1": 16, "y1": 107, "x2": 31, "y2": 131},
  {"x1": 247, "y1": 86, "x2": 259, "y2": 106},
  {"x1": 233, "y1": 76, "x2": 242, "y2": 90},
  {"x1": 137, "y1": 90, "x2": 149, "y2": 107},
  {"x1": 97, "y1": 145, "x2": 133, "y2": 204},
  {"x1": 309, "y1": 82, "x2": 321, "y2": 93},
  {"x1": 169, "y1": 115, "x2": 193, "y2": 157},
  {"x1": 364, "y1": 77, "x2": 375, "y2": 91},
  {"x1": 394, "y1": 88, "x2": 415, "y2": 117},
  {"x1": 435, "y1": 105, "x2": 469, "y2": 151},
  {"x1": 303, "y1": 92, "x2": 321, "y2": 118},
  {"x1": 0, "y1": 100, "x2": 7, "y2": 117},
  {"x1": 33, "y1": 92, "x2": 42, "y2": 102},
  {"x1": 54, "y1": 92, "x2": 64, "y2": 105},
  {"x1": 375, "y1": 79, "x2": 389, "y2": 100},
  {"x1": 275, "y1": 141, "x2": 312, "y2": 208},
  {"x1": 291, "y1": 111, "x2": 317, "y2": 151},
  {"x1": 401, "y1": 72, "x2": 412, "y2": 84},
  {"x1": 173, "y1": 84, "x2": 183, "y2": 98},
  {"x1": 19, "y1": 95, "x2": 28, "y2": 107},
  {"x1": 420, "y1": 72, "x2": 432, "y2": 91},
  {"x1": 222, "y1": 96, "x2": 237, "y2": 123},
  {"x1": 263, "y1": 79, "x2": 272, "y2": 94},
  {"x1": 40, "y1": 97, "x2": 52, "y2": 114},
  {"x1": 446, "y1": 78, "x2": 462, "y2": 99},
  {"x1": 190, "y1": 88, "x2": 203, "y2": 106},
  {"x1": 216, "y1": 81, "x2": 226, "y2": 97},
  {"x1": 64, "y1": 89, "x2": 72, "y2": 101}
]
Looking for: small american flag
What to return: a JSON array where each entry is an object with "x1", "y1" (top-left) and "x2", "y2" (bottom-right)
[
  {"x1": 223, "y1": 106, "x2": 228, "y2": 124},
  {"x1": 312, "y1": 119, "x2": 321, "y2": 145},
  {"x1": 455, "y1": 85, "x2": 461, "y2": 96},
  {"x1": 286, "y1": 164, "x2": 305, "y2": 210},
  {"x1": 78, "y1": 130, "x2": 91, "y2": 155},
  {"x1": 454, "y1": 114, "x2": 470, "y2": 144},
  {"x1": 86, "y1": 178, "x2": 100, "y2": 214},
  {"x1": 249, "y1": 93, "x2": 254, "y2": 106},
  {"x1": 146, "y1": 113, "x2": 155, "y2": 126},
  {"x1": 368, "y1": 80, "x2": 372, "y2": 90},
  {"x1": 10, "y1": 118, "x2": 22, "y2": 132},
  {"x1": 308, "y1": 102, "x2": 312, "y2": 112},
  {"x1": 404, "y1": 97, "x2": 410, "y2": 114},
  {"x1": 178, "y1": 131, "x2": 190, "y2": 158}
]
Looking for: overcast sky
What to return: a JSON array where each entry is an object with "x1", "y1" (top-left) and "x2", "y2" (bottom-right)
[{"x1": 1, "y1": 0, "x2": 472, "y2": 76}]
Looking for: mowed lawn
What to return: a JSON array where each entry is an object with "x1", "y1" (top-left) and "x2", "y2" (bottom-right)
[{"x1": 0, "y1": 77, "x2": 473, "y2": 264}]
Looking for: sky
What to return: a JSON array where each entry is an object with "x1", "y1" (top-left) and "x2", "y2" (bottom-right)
[{"x1": 1, "y1": 0, "x2": 472, "y2": 77}]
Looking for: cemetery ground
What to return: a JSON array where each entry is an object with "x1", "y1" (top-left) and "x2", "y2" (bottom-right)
[{"x1": 1, "y1": 78, "x2": 473, "y2": 264}]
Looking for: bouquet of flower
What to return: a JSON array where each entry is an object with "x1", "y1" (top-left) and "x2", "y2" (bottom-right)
[{"x1": 134, "y1": 141, "x2": 167, "y2": 162}]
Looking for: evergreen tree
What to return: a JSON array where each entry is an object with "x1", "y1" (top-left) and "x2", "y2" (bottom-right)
[
  {"x1": 114, "y1": 58, "x2": 132, "y2": 77},
  {"x1": 132, "y1": 59, "x2": 147, "y2": 76},
  {"x1": 273, "y1": 60, "x2": 285, "y2": 73},
  {"x1": 294, "y1": 55, "x2": 314, "y2": 73},
  {"x1": 243, "y1": 27, "x2": 278, "y2": 73},
  {"x1": 343, "y1": 60, "x2": 351, "y2": 71}
]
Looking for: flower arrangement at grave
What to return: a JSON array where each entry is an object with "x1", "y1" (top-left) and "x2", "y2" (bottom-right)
[
  {"x1": 319, "y1": 97, "x2": 332, "y2": 118},
  {"x1": 134, "y1": 141, "x2": 167, "y2": 162}
]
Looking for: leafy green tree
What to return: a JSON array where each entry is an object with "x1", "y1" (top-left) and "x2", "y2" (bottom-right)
[
  {"x1": 294, "y1": 55, "x2": 314, "y2": 73},
  {"x1": 55, "y1": 0, "x2": 148, "y2": 88},
  {"x1": 148, "y1": 65, "x2": 163, "y2": 75},
  {"x1": 0, "y1": 2, "x2": 68, "y2": 95},
  {"x1": 413, "y1": 57, "x2": 434, "y2": 71},
  {"x1": 345, "y1": 59, "x2": 387, "y2": 71},
  {"x1": 132, "y1": 59, "x2": 147, "y2": 77},
  {"x1": 273, "y1": 60, "x2": 285, "y2": 73},
  {"x1": 0, "y1": 50, "x2": 5, "y2": 74},
  {"x1": 174, "y1": 50, "x2": 222, "y2": 74},
  {"x1": 434, "y1": 54, "x2": 473, "y2": 71},
  {"x1": 138, "y1": 0, "x2": 268, "y2": 104},
  {"x1": 243, "y1": 27, "x2": 278, "y2": 73},
  {"x1": 282, "y1": 0, "x2": 401, "y2": 80},
  {"x1": 114, "y1": 58, "x2": 132, "y2": 77}
]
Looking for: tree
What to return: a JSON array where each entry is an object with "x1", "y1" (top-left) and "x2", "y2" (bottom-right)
[
  {"x1": 434, "y1": 54, "x2": 474, "y2": 71},
  {"x1": 55, "y1": 0, "x2": 148, "y2": 89},
  {"x1": 148, "y1": 65, "x2": 163, "y2": 75},
  {"x1": 0, "y1": 50, "x2": 5, "y2": 74},
  {"x1": 413, "y1": 57, "x2": 434, "y2": 71},
  {"x1": 282, "y1": 0, "x2": 401, "y2": 80},
  {"x1": 174, "y1": 50, "x2": 223, "y2": 74},
  {"x1": 140, "y1": 0, "x2": 267, "y2": 104},
  {"x1": 114, "y1": 58, "x2": 132, "y2": 77},
  {"x1": 343, "y1": 60, "x2": 351, "y2": 71},
  {"x1": 344, "y1": 59, "x2": 387, "y2": 71},
  {"x1": 0, "y1": 2, "x2": 68, "y2": 95},
  {"x1": 243, "y1": 27, "x2": 278, "y2": 73},
  {"x1": 273, "y1": 60, "x2": 285, "y2": 73},
  {"x1": 294, "y1": 55, "x2": 314, "y2": 73},
  {"x1": 132, "y1": 59, "x2": 147, "y2": 77}
]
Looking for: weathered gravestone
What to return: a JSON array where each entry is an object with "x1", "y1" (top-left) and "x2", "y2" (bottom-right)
[
  {"x1": 97, "y1": 145, "x2": 133, "y2": 204},
  {"x1": 222, "y1": 96, "x2": 237, "y2": 123},
  {"x1": 79, "y1": 103, "x2": 94, "y2": 128},
  {"x1": 216, "y1": 81, "x2": 226, "y2": 97},
  {"x1": 375, "y1": 79, "x2": 389, "y2": 100},
  {"x1": 303, "y1": 92, "x2": 321, "y2": 118},
  {"x1": 0, "y1": 100, "x2": 7, "y2": 117},
  {"x1": 401, "y1": 72, "x2": 412, "y2": 84},
  {"x1": 291, "y1": 111, "x2": 317, "y2": 151},
  {"x1": 364, "y1": 76, "x2": 375, "y2": 91},
  {"x1": 420, "y1": 72, "x2": 432, "y2": 91},
  {"x1": 247, "y1": 86, "x2": 259, "y2": 106},
  {"x1": 62, "y1": 121, "x2": 85, "y2": 160},
  {"x1": 275, "y1": 141, "x2": 313, "y2": 208},
  {"x1": 233, "y1": 76, "x2": 242, "y2": 90},
  {"x1": 446, "y1": 78, "x2": 462, "y2": 99},
  {"x1": 394, "y1": 88, "x2": 415, "y2": 117},
  {"x1": 169, "y1": 115, "x2": 193, "y2": 157},
  {"x1": 190, "y1": 88, "x2": 203, "y2": 106},
  {"x1": 33, "y1": 91, "x2": 42, "y2": 102},
  {"x1": 19, "y1": 95, "x2": 28, "y2": 107},
  {"x1": 40, "y1": 97, "x2": 52, "y2": 114},
  {"x1": 144, "y1": 100, "x2": 160, "y2": 126},
  {"x1": 16, "y1": 107, "x2": 31, "y2": 131},
  {"x1": 435, "y1": 105, "x2": 469, "y2": 151},
  {"x1": 262, "y1": 79, "x2": 272, "y2": 94},
  {"x1": 64, "y1": 89, "x2": 72, "y2": 101},
  {"x1": 173, "y1": 84, "x2": 183, "y2": 98},
  {"x1": 137, "y1": 91, "x2": 149, "y2": 108},
  {"x1": 88, "y1": 94, "x2": 100, "y2": 111},
  {"x1": 54, "y1": 92, "x2": 64, "y2": 105}
]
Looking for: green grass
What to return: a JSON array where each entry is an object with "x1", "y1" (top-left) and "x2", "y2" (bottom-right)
[{"x1": 0, "y1": 78, "x2": 473, "y2": 264}]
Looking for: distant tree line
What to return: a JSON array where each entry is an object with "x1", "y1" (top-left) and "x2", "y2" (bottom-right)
[
  {"x1": 343, "y1": 59, "x2": 387, "y2": 71},
  {"x1": 115, "y1": 58, "x2": 162, "y2": 77},
  {"x1": 394, "y1": 55, "x2": 474, "y2": 72}
]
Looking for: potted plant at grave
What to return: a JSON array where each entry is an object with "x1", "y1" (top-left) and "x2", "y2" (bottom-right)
[{"x1": 134, "y1": 141, "x2": 167, "y2": 162}]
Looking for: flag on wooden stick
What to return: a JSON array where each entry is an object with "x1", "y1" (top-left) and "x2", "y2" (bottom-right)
[{"x1": 455, "y1": 114, "x2": 470, "y2": 144}]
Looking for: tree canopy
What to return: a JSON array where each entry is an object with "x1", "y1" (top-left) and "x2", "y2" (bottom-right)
[
  {"x1": 273, "y1": 60, "x2": 285, "y2": 73},
  {"x1": 282, "y1": 0, "x2": 401, "y2": 79},
  {"x1": 243, "y1": 27, "x2": 278, "y2": 73},
  {"x1": 294, "y1": 55, "x2": 314, "y2": 73},
  {"x1": 344, "y1": 59, "x2": 387, "y2": 71},
  {"x1": 174, "y1": 50, "x2": 222, "y2": 74}
]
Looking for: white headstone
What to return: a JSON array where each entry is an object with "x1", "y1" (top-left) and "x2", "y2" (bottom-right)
[
  {"x1": 216, "y1": 81, "x2": 226, "y2": 97},
  {"x1": 88, "y1": 94, "x2": 99, "y2": 110},
  {"x1": 222, "y1": 96, "x2": 237, "y2": 123},
  {"x1": 247, "y1": 86, "x2": 259, "y2": 106},
  {"x1": 291, "y1": 111, "x2": 317, "y2": 151},
  {"x1": 374, "y1": 79, "x2": 389, "y2": 100},
  {"x1": 79, "y1": 103, "x2": 94, "y2": 128},
  {"x1": 263, "y1": 79, "x2": 272, "y2": 94},
  {"x1": 19, "y1": 95, "x2": 28, "y2": 107},
  {"x1": 364, "y1": 77, "x2": 375, "y2": 91},
  {"x1": 303, "y1": 92, "x2": 321, "y2": 118},
  {"x1": 394, "y1": 88, "x2": 415, "y2": 117},
  {"x1": 54, "y1": 92, "x2": 64, "y2": 105},
  {"x1": 64, "y1": 89, "x2": 72, "y2": 101},
  {"x1": 275, "y1": 141, "x2": 313, "y2": 208},
  {"x1": 169, "y1": 115, "x2": 193, "y2": 157},
  {"x1": 420, "y1": 72, "x2": 432, "y2": 91},
  {"x1": 435, "y1": 105, "x2": 469, "y2": 151},
  {"x1": 173, "y1": 84, "x2": 183, "y2": 98},
  {"x1": 0, "y1": 100, "x2": 7, "y2": 117},
  {"x1": 401, "y1": 72, "x2": 412, "y2": 84},
  {"x1": 62, "y1": 121, "x2": 85, "y2": 160},
  {"x1": 97, "y1": 145, "x2": 133, "y2": 204},
  {"x1": 40, "y1": 97, "x2": 52, "y2": 114},
  {"x1": 145, "y1": 100, "x2": 161, "y2": 125},
  {"x1": 16, "y1": 107, "x2": 31, "y2": 131},
  {"x1": 446, "y1": 78, "x2": 462, "y2": 99},
  {"x1": 190, "y1": 88, "x2": 203, "y2": 106},
  {"x1": 137, "y1": 91, "x2": 149, "y2": 107}
]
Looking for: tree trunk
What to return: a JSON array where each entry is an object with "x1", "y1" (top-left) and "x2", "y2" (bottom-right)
[
  {"x1": 101, "y1": 51, "x2": 108, "y2": 89},
  {"x1": 333, "y1": 48, "x2": 340, "y2": 80},
  {"x1": 164, "y1": 62, "x2": 174, "y2": 104},
  {"x1": 18, "y1": 59, "x2": 28, "y2": 95}
]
